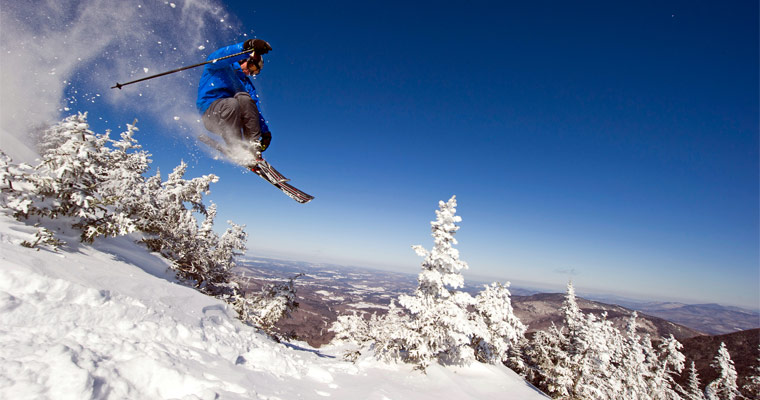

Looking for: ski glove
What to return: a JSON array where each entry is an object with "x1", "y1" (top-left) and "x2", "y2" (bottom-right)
[
  {"x1": 244, "y1": 39, "x2": 272, "y2": 55},
  {"x1": 260, "y1": 131, "x2": 272, "y2": 151}
]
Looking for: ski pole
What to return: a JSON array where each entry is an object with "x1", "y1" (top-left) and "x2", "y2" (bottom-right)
[{"x1": 111, "y1": 49, "x2": 254, "y2": 90}]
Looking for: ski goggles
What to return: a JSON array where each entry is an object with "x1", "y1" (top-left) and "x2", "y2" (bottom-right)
[{"x1": 244, "y1": 54, "x2": 263, "y2": 70}]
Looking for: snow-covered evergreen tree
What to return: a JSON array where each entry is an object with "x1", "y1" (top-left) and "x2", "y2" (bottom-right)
[
  {"x1": 331, "y1": 311, "x2": 373, "y2": 345},
  {"x1": 650, "y1": 334, "x2": 686, "y2": 399},
  {"x1": 705, "y1": 342, "x2": 740, "y2": 400},
  {"x1": 743, "y1": 345, "x2": 760, "y2": 399},
  {"x1": 522, "y1": 324, "x2": 573, "y2": 398},
  {"x1": 330, "y1": 196, "x2": 526, "y2": 372},
  {"x1": 19, "y1": 113, "x2": 137, "y2": 241},
  {"x1": 395, "y1": 195, "x2": 478, "y2": 369},
  {"x1": 555, "y1": 281, "x2": 618, "y2": 399},
  {"x1": 365, "y1": 300, "x2": 414, "y2": 363},
  {"x1": 472, "y1": 281, "x2": 527, "y2": 364},
  {"x1": 521, "y1": 282, "x2": 686, "y2": 400},
  {"x1": 233, "y1": 274, "x2": 302, "y2": 333},
  {"x1": 127, "y1": 161, "x2": 243, "y2": 294},
  {"x1": 614, "y1": 312, "x2": 652, "y2": 399},
  {"x1": 0, "y1": 153, "x2": 35, "y2": 216},
  {"x1": 682, "y1": 361, "x2": 707, "y2": 400},
  {"x1": 0, "y1": 150, "x2": 25, "y2": 194}
]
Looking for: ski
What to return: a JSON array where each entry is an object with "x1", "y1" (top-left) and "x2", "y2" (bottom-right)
[
  {"x1": 251, "y1": 160, "x2": 314, "y2": 203},
  {"x1": 199, "y1": 135, "x2": 314, "y2": 204}
]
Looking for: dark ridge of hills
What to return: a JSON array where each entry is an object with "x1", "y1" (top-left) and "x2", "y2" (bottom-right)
[
  {"x1": 676, "y1": 328, "x2": 759, "y2": 398},
  {"x1": 511, "y1": 293, "x2": 704, "y2": 340}
]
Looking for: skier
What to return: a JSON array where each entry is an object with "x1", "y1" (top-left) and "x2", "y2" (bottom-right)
[{"x1": 197, "y1": 39, "x2": 273, "y2": 161}]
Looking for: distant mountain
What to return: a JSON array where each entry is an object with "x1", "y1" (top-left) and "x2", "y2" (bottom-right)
[
  {"x1": 510, "y1": 293, "x2": 704, "y2": 340},
  {"x1": 676, "y1": 328, "x2": 760, "y2": 397},
  {"x1": 585, "y1": 297, "x2": 760, "y2": 335},
  {"x1": 237, "y1": 259, "x2": 704, "y2": 345}
]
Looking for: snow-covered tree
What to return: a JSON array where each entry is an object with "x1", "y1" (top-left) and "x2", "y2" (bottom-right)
[
  {"x1": 522, "y1": 324, "x2": 573, "y2": 398},
  {"x1": 682, "y1": 361, "x2": 707, "y2": 400},
  {"x1": 95, "y1": 120, "x2": 150, "y2": 212},
  {"x1": 650, "y1": 334, "x2": 686, "y2": 399},
  {"x1": 126, "y1": 162, "x2": 243, "y2": 294},
  {"x1": 705, "y1": 342, "x2": 740, "y2": 400},
  {"x1": 233, "y1": 274, "x2": 302, "y2": 333},
  {"x1": 330, "y1": 196, "x2": 526, "y2": 372},
  {"x1": 614, "y1": 312, "x2": 652, "y2": 399},
  {"x1": 561, "y1": 281, "x2": 584, "y2": 335},
  {"x1": 521, "y1": 282, "x2": 686, "y2": 400},
  {"x1": 331, "y1": 311, "x2": 373, "y2": 345},
  {"x1": 211, "y1": 220, "x2": 248, "y2": 283},
  {"x1": 395, "y1": 195, "x2": 478, "y2": 369},
  {"x1": 554, "y1": 282, "x2": 619, "y2": 399},
  {"x1": 18, "y1": 113, "x2": 137, "y2": 241},
  {"x1": 472, "y1": 281, "x2": 527, "y2": 364},
  {"x1": 743, "y1": 345, "x2": 760, "y2": 399},
  {"x1": 0, "y1": 150, "x2": 24, "y2": 193}
]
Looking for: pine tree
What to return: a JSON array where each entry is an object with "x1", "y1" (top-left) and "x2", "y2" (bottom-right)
[
  {"x1": 368, "y1": 300, "x2": 415, "y2": 363},
  {"x1": 743, "y1": 345, "x2": 760, "y2": 399},
  {"x1": 615, "y1": 312, "x2": 652, "y2": 399},
  {"x1": 0, "y1": 150, "x2": 35, "y2": 214},
  {"x1": 26, "y1": 114, "x2": 123, "y2": 236},
  {"x1": 561, "y1": 282, "x2": 583, "y2": 329},
  {"x1": 651, "y1": 334, "x2": 686, "y2": 399},
  {"x1": 131, "y1": 162, "x2": 229, "y2": 291},
  {"x1": 559, "y1": 281, "x2": 615, "y2": 399},
  {"x1": 97, "y1": 120, "x2": 150, "y2": 210},
  {"x1": 396, "y1": 195, "x2": 477, "y2": 369},
  {"x1": 521, "y1": 282, "x2": 686, "y2": 400},
  {"x1": 330, "y1": 311, "x2": 373, "y2": 345},
  {"x1": 233, "y1": 274, "x2": 302, "y2": 332},
  {"x1": 523, "y1": 324, "x2": 573, "y2": 398},
  {"x1": 705, "y1": 342, "x2": 740, "y2": 400},
  {"x1": 683, "y1": 361, "x2": 706, "y2": 400},
  {"x1": 2, "y1": 114, "x2": 151, "y2": 242},
  {"x1": 330, "y1": 196, "x2": 527, "y2": 372},
  {"x1": 472, "y1": 281, "x2": 526, "y2": 364}
]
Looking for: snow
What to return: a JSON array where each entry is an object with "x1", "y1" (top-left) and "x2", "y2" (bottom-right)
[
  {"x1": 348, "y1": 302, "x2": 389, "y2": 310},
  {"x1": 0, "y1": 214, "x2": 547, "y2": 399}
]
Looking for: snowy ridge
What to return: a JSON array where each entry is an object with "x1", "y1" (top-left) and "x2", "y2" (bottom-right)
[{"x1": 0, "y1": 215, "x2": 546, "y2": 399}]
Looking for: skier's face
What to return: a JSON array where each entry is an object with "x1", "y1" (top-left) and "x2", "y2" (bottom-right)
[
  {"x1": 242, "y1": 59, "x2": 261, "y2": 76},
  {"x1": 244, "y1": 62, "x2": 260, "y2": 75}
]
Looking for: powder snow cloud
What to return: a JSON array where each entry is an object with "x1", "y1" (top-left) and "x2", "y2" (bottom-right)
[{"x1": 0, "y1": 0, "x2": 242, "y2": 163}]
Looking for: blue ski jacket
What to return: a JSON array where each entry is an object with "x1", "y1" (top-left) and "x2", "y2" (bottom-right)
[{"x1": 196, "y1": 41, "x2": 270, "y2": 133}]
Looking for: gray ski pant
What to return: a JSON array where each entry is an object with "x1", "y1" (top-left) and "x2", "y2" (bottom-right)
[{"x1": 202, "y1": 92, "x2": 262, "y2": 146}]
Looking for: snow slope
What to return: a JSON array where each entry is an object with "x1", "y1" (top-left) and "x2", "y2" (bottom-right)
[{"x1": 0, "y1": 214, "x2": 547, "y2": 400}]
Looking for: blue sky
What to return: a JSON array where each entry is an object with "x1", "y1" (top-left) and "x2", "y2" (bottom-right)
[{"x1": 1, "y1": 1, "x2": 757, "y2": 308}]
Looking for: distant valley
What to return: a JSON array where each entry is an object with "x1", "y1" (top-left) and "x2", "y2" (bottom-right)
[{"x1": 234, "y1": 258, "x2": 758, "y2": 345}]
